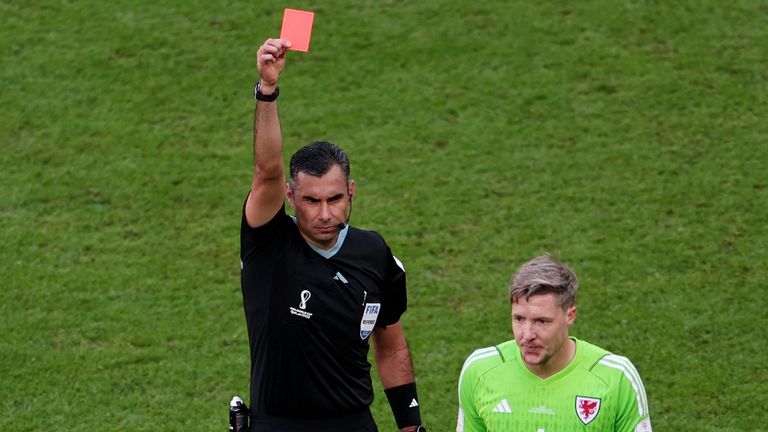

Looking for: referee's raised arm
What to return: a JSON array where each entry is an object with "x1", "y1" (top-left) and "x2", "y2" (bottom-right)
[{"x1": 245, "y1": 38, "x2": 292, "y2": 228}]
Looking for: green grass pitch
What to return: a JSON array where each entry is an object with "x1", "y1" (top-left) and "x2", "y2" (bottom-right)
[{"x1": 1, "y1": 1, "x2": 767, "y2": 430}]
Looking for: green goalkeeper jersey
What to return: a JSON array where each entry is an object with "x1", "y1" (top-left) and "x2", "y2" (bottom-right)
[{"x1": 457, "y1": 338, "x2": 652, "y2": 432}]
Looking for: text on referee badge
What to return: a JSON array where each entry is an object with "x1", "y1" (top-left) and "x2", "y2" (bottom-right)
[{"x1": 360, "y1": 303, "x2": 380, "y2": 339}]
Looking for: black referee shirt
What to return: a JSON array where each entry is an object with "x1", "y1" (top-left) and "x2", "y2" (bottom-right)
[{"x1": 240, "y1": 205, "x2": 407, "y2": 425}]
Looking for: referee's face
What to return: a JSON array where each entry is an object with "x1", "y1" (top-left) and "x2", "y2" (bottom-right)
[
  {"x1": 287, "y1": 164, "x2": 354, "y2": 250},
  {"x1": 512, "y1": 293, "x2": 577, "y2": 377}
]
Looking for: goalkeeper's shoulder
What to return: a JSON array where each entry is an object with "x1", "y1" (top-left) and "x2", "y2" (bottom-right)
[{"x1": 459, "y1": 342, "x2": 513, "y2": 385}]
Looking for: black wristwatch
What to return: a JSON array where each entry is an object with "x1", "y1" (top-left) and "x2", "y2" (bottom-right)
[
  {"x1": 415, "y1": 426, "x2": 427, "y2": 432},
  {"x1": 254, "y1": 82, "x2": 279, "y2": 102}
]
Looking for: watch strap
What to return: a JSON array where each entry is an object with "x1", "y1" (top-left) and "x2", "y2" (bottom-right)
[{"x1": 254, "y1": 82, "x2": 279, "y2": 102}]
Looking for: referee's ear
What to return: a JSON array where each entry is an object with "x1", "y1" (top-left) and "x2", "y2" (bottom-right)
[
  {"x1": 347, "y1": 179, "x2": 356, "y2": 201},
  {"x1": 285, "y1": 182, "x2": 296, "y2": 206}
]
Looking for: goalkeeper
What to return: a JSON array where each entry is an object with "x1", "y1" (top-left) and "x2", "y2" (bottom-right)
[{"x1": 457, "y1": 255, "x2": 652, "y2": 431}]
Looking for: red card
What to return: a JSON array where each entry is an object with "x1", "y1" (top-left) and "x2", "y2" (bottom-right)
[{"x1": 280, "y1": 9, "x2": 315, "y2": 52}]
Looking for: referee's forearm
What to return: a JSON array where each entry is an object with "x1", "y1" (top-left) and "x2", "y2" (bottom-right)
[
  {"x1": 372, "y1": 323, "x2": 416, "y2": 387},
  {"x1": 376, "y1": 346, "x2": 415, "y2": 388}
]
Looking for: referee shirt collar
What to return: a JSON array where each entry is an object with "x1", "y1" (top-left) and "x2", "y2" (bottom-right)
[{"x1": 290, "y1": 216, "x2": 349, "y2": 259}]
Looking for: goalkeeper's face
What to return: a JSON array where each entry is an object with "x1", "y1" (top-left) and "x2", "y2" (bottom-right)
[{"x1": 512, "y1": 293, "x2": 576, "y2": 376}]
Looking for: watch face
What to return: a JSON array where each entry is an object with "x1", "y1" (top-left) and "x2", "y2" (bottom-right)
[{"x1": 416, "y1": 426, "x2": 427, "y2": 432}]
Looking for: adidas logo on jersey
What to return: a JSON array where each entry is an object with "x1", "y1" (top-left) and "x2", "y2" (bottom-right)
[
  {"x1": 409, "y1": 398, "x2": 419, "y2": 408},
  {"x1": 333, "y1": 271, "x2": 349, "y2": 283},
  {"x1": 492, "y1": 399, "x2": 512, "y2": 413}
]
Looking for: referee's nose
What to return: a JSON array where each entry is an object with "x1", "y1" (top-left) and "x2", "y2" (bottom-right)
[{"x1": 318, "y1": 200, "x2": 332, "y2": 222}]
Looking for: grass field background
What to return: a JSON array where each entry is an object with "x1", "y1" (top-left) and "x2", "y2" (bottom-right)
[{"x1": 2, "y1": 1, "x2": 767, "y2": 430}]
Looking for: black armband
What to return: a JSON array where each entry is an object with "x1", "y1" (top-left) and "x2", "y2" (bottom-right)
[{"x1": 384, "y1": 382, "x2": 422, "y2": 429}]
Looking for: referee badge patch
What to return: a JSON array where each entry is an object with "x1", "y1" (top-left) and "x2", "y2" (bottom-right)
[{"x1": 360, "y1": 303, "x2": 380, "y2": 339}]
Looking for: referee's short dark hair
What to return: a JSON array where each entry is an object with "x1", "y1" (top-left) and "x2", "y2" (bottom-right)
[{"x1": 289, "y1": 141, "x2": 350, "y2": 182}]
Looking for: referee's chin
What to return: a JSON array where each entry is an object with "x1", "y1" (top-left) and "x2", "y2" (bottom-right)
[{"x1": 306, "y1": 230, "x2": 341, "y2": 249}]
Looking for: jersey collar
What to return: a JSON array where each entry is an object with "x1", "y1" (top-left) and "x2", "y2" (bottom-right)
[
  {"x1": 519, "y1": 337, "x2": 582, "y2": 385},
  {"x1": 290, "y1": 216, "x2": 349, "y2": 259}
]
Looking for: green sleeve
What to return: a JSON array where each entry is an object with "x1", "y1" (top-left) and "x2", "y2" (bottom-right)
[
  {"x1": 457, "y1": 357, "x2": 487, "y2": 432},
  {"x1": 613, "y1": 358, "x2": 651, "y2": 432}
]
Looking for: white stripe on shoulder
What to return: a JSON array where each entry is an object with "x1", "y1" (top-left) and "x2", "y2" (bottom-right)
[
  {"x1": 393, "y1": 255, "x2": 405, "y2": 272},
  {"x1": 458, "y1": 347, "x2": 500, "y2": 405},
  {"x1": 467, "y1": 346, "x2": 498, "y2": 361},
  {"x1": 599, "y1": 354, "x2": 649, "y2": 416},
  {"x1": 456, "y1": 407, "x2": 464, "y2": 432}
]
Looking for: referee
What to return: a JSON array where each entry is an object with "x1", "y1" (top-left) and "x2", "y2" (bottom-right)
[{"x1": 238, "y1": 38, "x2": 426, "y2": 432}]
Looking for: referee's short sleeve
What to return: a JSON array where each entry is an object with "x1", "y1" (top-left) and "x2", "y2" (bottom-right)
[
  {"x1": 377, "y1": 246, "x2": 407, "y2": 327},
  {"x1": 240, "y1": 202, "x2": 288, "y2": 265}
]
